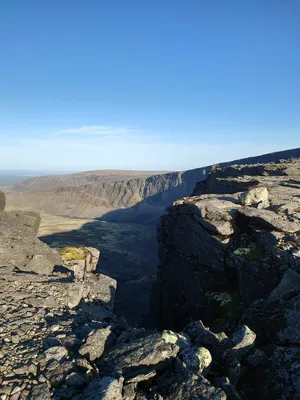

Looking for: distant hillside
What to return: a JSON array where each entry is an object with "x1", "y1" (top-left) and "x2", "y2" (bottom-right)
[
  {"x1": 6, "y1": 148, "x2": 300, "y2": 223},
  {"x1": 9, "y1": 169, "x2": 168, "y2": 192}
]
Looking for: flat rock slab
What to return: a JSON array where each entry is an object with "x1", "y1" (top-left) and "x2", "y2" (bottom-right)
[{"x1": 237, "y1": 208, "x2": 299, "y2": 233}]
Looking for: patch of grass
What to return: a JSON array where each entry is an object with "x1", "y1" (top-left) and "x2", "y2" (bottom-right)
[{"x1": 59, "y1": 246, "x2": 89, "y2": 261}]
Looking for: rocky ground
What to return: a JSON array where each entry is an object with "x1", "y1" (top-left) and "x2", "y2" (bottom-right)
[
  {"x1": 153, "y1": 157, "x2": 300, "y2": 398},
  {"x1": 0, "y1": 191, "x2": 254, "y2": 400}
]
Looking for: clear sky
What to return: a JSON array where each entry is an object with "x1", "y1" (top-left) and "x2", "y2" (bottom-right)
[{"x1": 0, "y1": 0, "x2": 299, "y2": 172}]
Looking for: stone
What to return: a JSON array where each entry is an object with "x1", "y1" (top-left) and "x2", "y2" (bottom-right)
[
  {"x1": 67, "y1": 283, "x2": 84, "y2": 308},
  {"x1": 245, "y1": 348, "x2": 268, "y2": 367},
  {"x1": 166, "y1": 374, "x2": 226, "y2": 400},
  {"x1": 215, "y1": 377, "x2": 242, "y2": 400},
  {"x1": 268, "y1": 268, "x2": 300, "y2": 303},
  {"x1": 59, "y1": 246, "x2": 100, "y2": 281},
  {"x1": 184, "y1": 320, "x2": 228, "y2": 349},
  {"x1": 225, "y1": 325, "x2": 256, "y2": 360},
  {"x1": 161, "y1": 330, "x2": 191, "y2": 348},
  {"x1": 78, "y1": 376, "x2": 123, "y2": 400},
  {"x1": 97, "y1": 333, "x2": 180, "y2": 377},
  {"x1": 257, "y1": 346, "x2": 300, "y2": 399},
  {"x1": 29, "y1": 383, "x2": 51, "y2": 400},
  {"x1": 178, "y1": 346, "x2": 212, "y2": 374},
  {"x1": 0, "y1": 233, "x2": 62, "y2": 271},
  {"x1": 44, "y1": 346, "x2": 68, "y2": 362},
  {"x1": 239, "y1": 186, "x2": 268, "y2": 207},
  {"x1": 21, "y1": 254, "x2": 54, "y2": 275},
  {"x1": 79, "y1": 326, "x2": 116, "y2": 361},
  {"x1": 6, "y1": 210, "x2": 41, "y2": 236},
  {"x1": 237, "y1": 207, "x2": 299, "y2": 233}
]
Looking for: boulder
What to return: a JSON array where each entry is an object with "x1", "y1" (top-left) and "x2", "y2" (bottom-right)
[
  {"x1": 166, "y1": 374, "x2": 226, "y2": 400},
  {"x1": 0, "y1": 233, "x2": 62, "y2": 273},
  {"x1": 78, "y1": 376, "x2": 123, "y2": 400},
  {"x1": 6, "y1": 210, "x2": 41, "y2": 235},
  {"x1": 178, "y1": 346, "x2": 212, "y2": 374},
  {"x1": 224, "y1": 325, "x2": 256, "y2": 360},
  {"x1": 59, "y1": 246, "x2": 100, "y2": 281},
  {"x1": 239, "y1": 186, "x2": 268, "y2": 207},
  {"x1": 268, "y1": 268, "x2": 300, "y2": 302},
  {"x1": 97, "y1": 332, "x2": 180, "y2": 378},
  {"x1": 0, "y1": 210, "x2": 41, "y2": 237},
  {"x1": 256, "y1": 346, "x2": 300, "y2": 399},
  {"x1": 237, "y1": 207, "x2": 299, "y2": 233},
  {"x1": 79, "y1": 326, "x2": 116, "y2": 361}
]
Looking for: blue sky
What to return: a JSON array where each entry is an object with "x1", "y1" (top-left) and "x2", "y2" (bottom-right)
[{"x1": 0, "y1": 0, "x2": 299, "y2": 171}]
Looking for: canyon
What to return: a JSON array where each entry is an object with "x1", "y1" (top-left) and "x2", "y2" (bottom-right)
[{"x1": 0, "y1": 148, "x2": 300, "y2": 399}]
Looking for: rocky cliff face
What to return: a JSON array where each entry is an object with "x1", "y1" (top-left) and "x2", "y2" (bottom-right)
[
  {"x1": 6, "y1": 148, "x2": 300, "y2": 222},
  {"x1": 153, "y1": 158, "x2": 300, "y2": 398}
]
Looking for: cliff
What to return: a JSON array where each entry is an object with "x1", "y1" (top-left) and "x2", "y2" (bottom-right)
[
  {"x1": 153, "y1": 157, "x2": 300, "y2": 398},
  {"x1": 6, "y1": 148, "x2": 300, "y2": 223}
]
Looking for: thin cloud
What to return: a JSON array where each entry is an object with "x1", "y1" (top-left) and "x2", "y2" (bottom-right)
[{"x1": 54, "y1": 125, "x2": 140, "y2": 136}]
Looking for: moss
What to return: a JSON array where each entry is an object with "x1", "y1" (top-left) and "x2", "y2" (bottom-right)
[
  {"x1": 233, "y1": 245, "x2": 266, "y2": 261},
  {"x1": 205, "y1": 292, "x2": 244, "y2": 328},
  {"x1": 59, "y1": 246, "x2": 89, "y2": 261}
]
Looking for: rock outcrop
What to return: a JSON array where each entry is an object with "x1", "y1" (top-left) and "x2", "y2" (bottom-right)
[{"x1": 153, "y1": 158, "x2": 300, "y2": 398}]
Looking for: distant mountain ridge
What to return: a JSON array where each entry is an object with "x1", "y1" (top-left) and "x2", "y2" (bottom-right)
[
  {"x1": 6, "y1": 148, "x2": 300, "y2": 223},
  {"x1": 9, "y1": 169, "x2": 168, "y2": 192}
]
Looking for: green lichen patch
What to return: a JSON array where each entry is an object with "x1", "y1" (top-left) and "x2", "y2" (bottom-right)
[
  {"x1": 59, "y1": 246, "x2": 89, "y2": 261},
  {"x1": 205, "y1": 292, "x2": 244, "y2": 329},
  {"x1": 233, "y1": 244, "x2": 266, "y2": 262}
]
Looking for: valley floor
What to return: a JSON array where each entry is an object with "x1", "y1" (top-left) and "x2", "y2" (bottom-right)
[{"x1": 9, "y1": 210, "x2": 159, "y2": 326}]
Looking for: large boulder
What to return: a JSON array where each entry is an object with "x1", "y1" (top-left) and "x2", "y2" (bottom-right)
[
  {"x1": 5, "y1": 210, "x2": 41, "y2": 235},
  {"x1": 0, "y1": 210, "x2": 41, "y2": 237},
  {"x1": 0, "y1": 233, "x2": 62, "y2": 274},
  {"x1": 97, "y1": 332, "x2": 180, "y2": 380}
]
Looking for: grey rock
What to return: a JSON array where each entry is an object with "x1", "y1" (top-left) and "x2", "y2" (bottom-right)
[
  {"x1": 166, "y1": 374, "x2": 226, "y2": 400},
  {"x1": 79, "y1": 376, "x2": 123, "y2": 400},
  {"x1": 225, "y1": 325, "x2": 256, "y2": 360},
  {"x1": 278, "y1": 294, "x2": 300, "y2": 345},
  {"x1": 178, "y1": 346, "x2": 212, "y2": 374},
  {"x1": 123, "y1": 383, "x2": 137, "y2": 400},
  {"x1": 237, "y1": 207, "x2": 299, "y2": 233},
  {"x1": 226, "y1": 357, "x2": 241, "y2": 386},
  {"x1": 215, "y1": 377, "x2": 242, "y2": 400},
  {"x1": 0, "y1": 233, "x2": 62, "y2": 271},
  {"x1": 97, "y1": 333, "x2": 180, "y2": 377},
  {"x1": 44, "y1": 346, "x2": 68, "y2": 362},
  {"x1": 29, "y1": 383, "x2": 51, "y2": 400},
  {"x1": 269, "y1": 268, "x2": 300, "y2": 302},
  {"x1": 79, "y1": 326, "x2": 116, "y2": 361},
  {"x1": 245, "y1": 348, "x2": 268, "y2": 367},
  {"x1": 239, "y1": 186, "x2": 268, "y2": 207},
  {"x1": 258, "y1": 346, "x2": 300, "y2": 399},
  {"x1": 21, "y1": 254, "x2": 54, "y2": 275},
  {"x1": 184, "y1": 320, "x2": 228, "y2": 349},
  {"x1": 6, "y1": 210, "x2": 41, "y2": 236}
]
